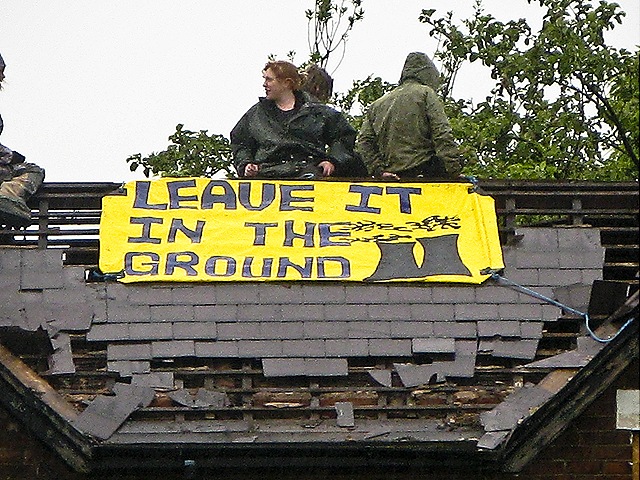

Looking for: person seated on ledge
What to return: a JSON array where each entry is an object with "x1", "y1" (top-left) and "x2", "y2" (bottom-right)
[
  {"x1": 0, "y1": 53, "x2": 45, "y2": 228},
  {"x1": 231, "y1": 60, "x2": 361, "y2": 180},
  {"x1": 356, "y1": 52, "x2": 464, "y2": 180}
]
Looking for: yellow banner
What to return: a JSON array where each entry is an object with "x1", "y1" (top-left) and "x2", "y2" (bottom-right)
[{"x1": 99, "y1": 179, "x2": 503, "y2": 283}]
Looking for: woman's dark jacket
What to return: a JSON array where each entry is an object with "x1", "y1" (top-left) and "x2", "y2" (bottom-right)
[{"x1": 231, "y1": 91, "x2": 363, "y2": 177}]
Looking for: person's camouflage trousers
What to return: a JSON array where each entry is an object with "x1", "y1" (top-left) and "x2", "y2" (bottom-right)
[{"x1": 0, "y1": 162, "x2": 45, "y2": 228}]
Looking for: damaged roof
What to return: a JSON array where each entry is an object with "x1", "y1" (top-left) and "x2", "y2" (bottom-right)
[{"x1": 0, "y1": 181, "x2": 638, "y2": 474}]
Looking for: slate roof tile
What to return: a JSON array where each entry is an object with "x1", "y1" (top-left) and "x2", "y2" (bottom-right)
[
  {"x1": 557, "y1": 228, "x2": 601, "y2": 250},
  {"x1": 367, "y1": 304, "x2": 412, "y2": 321},
  {"x1": 107, "y1": 360, "x2": 151, "y2": 376},
  {"x1": 515, "y1": 253, "x2": 561, "y2": 269},
  {"x1": 87, "y1": 323, "x2": 130, "y2": 341},
  {"x1": 236, "y1": 304, "x2": 281, "y2": 321},
  {"x1": 258, "y1": 321, "x2": 304, "y2": 339},
  {"x1": 409, "y1": 304, "x2": 455, "y2": 321},
  {"x1": 324, "y1": 304, "x2": 368, "y2": 321},
  {"x1": 387, "y1": 285, "x2": 433, "y2": 304},
  {"x1": 194, "y1": 304, "x2": 237, "y2": 322},
  {"x1": 127, "y1": 285, "x2": 174, "y2": 305},
  {"x1": 172, "y1": 322, "x2": 216, "y2": 340},
  {"x1": 106, "y1": 304, "x2": 151, "y2": 323},
  {"x1": 300, "y1": 284, "x2": 346, "y2": 304},
  {"x1": 455, "y1": 304, "x2": 499, "y2": 321},
  {"x1": 151, "y1": 340, "x2": 196, "y2": 358},
  {"x1": 431, "y1": 286, "x2": 476, "y2": 304},
  {"x1": 538, "y1": 268, "x2": 583, "y2": 286},
  {"x1": 474, "y1": 285, "x2": 520, "y2": 304},
  {"x1": 217, "y1": 322, "x2": 262, "y2": 340},
  {"x1": 345, "y1": 285, "x2": 389, "y2": 304},
  {"x1": 107, "y1": 343, "x2": 152, "y2": 361},
  {"x1": 281, "y1": 304, "x2": 324, "y2": 321},
  {"x1": 368, "y1": 339, "x2": 412, "y2": 356},
  {"x1": 130, "y1": 323, "x2": 173, "y2": 340},
  {"x1": 347, "y1": 321, "x2": 392, "y2": 339},
  {"x1": 214, "y1": 284, "x2": 260, "y2": 304},
  {"x1": 325, "y1": 339, "x2": 368, "y2": 357},
  {"x1": 497, "y1": 303, "x2": 544, "y2": 320},
  {"x1": 389, "y1": 321, "x2": 434, "y2": 338},
  {"x1": 412, "y1": 337, "x2": 456, "y2": 353},
  {"x1": 237, "y1": 340, "x2": 283, "y2": 358},
  {"x1": 500, "y1": 268, "x2": 539, "y2": 286},
  {"x1": 304, "y1": 321, "x2": 349, "y2": 339},
  {"x1": 194, "y1": 341, "x2": 239, "y2": 357},
  {"x1": 519, "y1": 322, "x2": 544, "y2": 339},
  {"x1": 433, "y1": 322, "x2": 477, "y2": 338},
  {"x1": 170, "y1": 285, "x2": 217, "y2": 305},
  {"x1": 150, "y1": 305, "x2": 195, "y2": 322},
  {"x1": 105, "y1": 283, "x2": 131, "y2": 302},
  {"x1": 262, "y1": 358, "x2": 348, "y2": 377},
  {"x1": 281, "y1": 339, "x2": 326, "y2": 357},
  {"x1": 580, "y1": 268, "x2": 604, "y2": 284},
  {"x1": 257, "y1": 284, "x2": 304, "y2": 303},
  {"x1": 478, "y1": 321, "x2": 520, "y2": 338}
]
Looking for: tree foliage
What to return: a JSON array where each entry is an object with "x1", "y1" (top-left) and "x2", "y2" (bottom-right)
[
  {"x1": 306, "y1": 0, "x2": 364, "y2": 72},
  {"x1": 126, "y1": 124, "x2": 233, "y2": 178},
  {"x1": 420, "y1": 0, "x2": 639, "y2": 180},
  {"x1": 126, "y1": 0, "x2": 638, "y2": 182}
]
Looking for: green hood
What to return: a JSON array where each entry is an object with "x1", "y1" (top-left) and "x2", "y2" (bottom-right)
[{"x1": 399, "y1": 52, "x2": 440, "y2": 90}]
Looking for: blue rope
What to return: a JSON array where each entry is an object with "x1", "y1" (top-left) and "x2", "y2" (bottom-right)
[{"x1": 487, "y1": 271, "x2": 634, "y2": 344}]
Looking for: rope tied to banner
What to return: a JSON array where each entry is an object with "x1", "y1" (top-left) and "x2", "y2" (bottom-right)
[{"x1": 482, "y1": 269, "x2": 634, "y2": 344}]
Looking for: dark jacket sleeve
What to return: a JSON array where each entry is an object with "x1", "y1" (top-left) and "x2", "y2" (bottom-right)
[
  {"x1": 230, "y1": 108, "x2": 258, "y2": 176},
  {"x1": 323, "y1": 108, "x2": 357, "y2": 170}
]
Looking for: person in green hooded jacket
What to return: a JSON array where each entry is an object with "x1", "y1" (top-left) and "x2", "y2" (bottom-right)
[{"x1": 356, "y1": 52, "x2": 464, "y2": 180}]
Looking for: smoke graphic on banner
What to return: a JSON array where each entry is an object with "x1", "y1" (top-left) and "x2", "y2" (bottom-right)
[{"x1": 99, "y1": 179, "x2": 503, "y2": 283}]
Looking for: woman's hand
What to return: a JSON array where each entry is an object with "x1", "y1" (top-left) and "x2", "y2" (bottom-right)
[
  {"x1": 318, "y1": 160, "x2": 335, "y2": 177},
  {"x1": 244, "y1": 163, "x2": 259, "y2": 177}
]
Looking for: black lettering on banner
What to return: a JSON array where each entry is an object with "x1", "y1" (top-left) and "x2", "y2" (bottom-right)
[
  {"x1": 167, "y1": 179, "x2": 198, "y2": 209},
  {"x1": 319, "y1": 223, "x2": 350, "y2": 247},
  {"x1": 124, "y1": 252, "x2": 160, "y2": 275},
  {"x1": 385, "y1": 186, "x2": 421, "y2": 214},
  {"x1": 317, "y1": 257, "x2": 350, "y2": 278},
  {"x1": 245, "y1": 222, "x2": 278, "y2": 246},
  {"x1": 205, "y1": 256, "x2": 236, "y2": 277},
  {"x1": 168, "y1": 219, "x2": 205, "y2": 243},
  {"x1": 165, "y1": 252, "x2": 199, "y2": 276},
  {"x1": 238, "y1": 182, "x2": 276, "y2": 211},
  {"x1": 277, "y1": 257, "x2": 313, "y2": 278},
  {"x1": 128, "y1": 217, "x2": 163, "y2": 244},
  {"x1": 345, "y1": 185, "x2": 382, "y2": 214},
  {"x1": 242, "y1": 257, "x2": 274, "y2": 278},
  {"x1": 283, "y1": 220, "x2": 315, "y2": 247},
  {"x1": 280, "y1": 184, "x2": 314, "y2": 211},
  {"x1": 133, "y1": 181, "x2": 167, "y2": 210},
  {"x1": 201, "y1": 180, "x2": 237, "y2": 210}
]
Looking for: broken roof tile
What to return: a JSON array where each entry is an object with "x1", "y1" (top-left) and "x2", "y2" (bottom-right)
[
  {"x1": 335, "y1": 402, "x2": 355, "y2": 428},
  {"x1": 72, "y1": 383, "x2": 155, "y2": 440},
  {"x1": 107, "y1": 360, "x2": 151, "y2": 376}
]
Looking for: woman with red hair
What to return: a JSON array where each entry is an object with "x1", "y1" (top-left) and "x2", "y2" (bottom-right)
[{"x1": 231, "y1": 60, "x2": 363, "y2": 179}]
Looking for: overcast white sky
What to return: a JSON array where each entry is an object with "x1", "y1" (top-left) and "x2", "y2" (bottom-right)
[{"x1": 1, "y1": 1, "x2": 638, "y2": 183}]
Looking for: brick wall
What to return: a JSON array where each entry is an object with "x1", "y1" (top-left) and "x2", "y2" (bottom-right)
[{"x1": 1, "y1": 358, "x2": 637, "y2": 479}]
